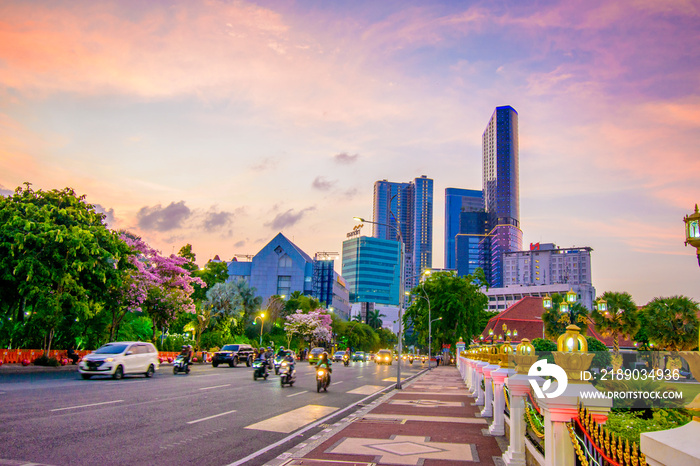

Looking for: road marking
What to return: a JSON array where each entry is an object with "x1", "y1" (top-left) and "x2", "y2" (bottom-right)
[
  {"x1": 227, "y1": 385, "x2": 396, "y2": 466},
  {"x1": 347, "y1": 385, "x2": 385, "y2": 395},
  {"x1": 245, "y1": 405, "x2": 338, "y2": 433},
  {"x1": 286, "y1": 391, "x2": 308, "y2": 398},
  {"x1": 382, "y1": 377, "x2": 407, "y2": 382},
  {"x1": 187, "y1": 409, "x2": 237, "y2": 425},
  {"x1": 50, "y1": 399, "x2": 124, "y2": 412},
  {"x1": 357, "y1": 376, "x2": 364, "y2": 378},
  {"x1": 332, "y1": 381, "x2": 343, "y2": 385},
  {"x1": 199, "y1": 384, "x2": 231, "y2": 391}
]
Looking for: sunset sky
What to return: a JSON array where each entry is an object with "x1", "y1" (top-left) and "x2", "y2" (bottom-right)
[{"x1": 1, "y1": 0, "x2": 699, "y2": 304}]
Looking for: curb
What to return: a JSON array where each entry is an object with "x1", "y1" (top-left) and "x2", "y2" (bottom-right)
[{"x1": 0, "y1": 364, "x2": 80, "y2": 374}]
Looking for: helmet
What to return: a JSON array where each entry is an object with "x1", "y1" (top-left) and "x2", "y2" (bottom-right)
[
  {"x1": 267, "y1": 347, "x2": 272, "y2": 351},
  {"x1": 259, "y1": 347, "x2": 265, "y2": 352},
  {"x1": 279, "y1": 346, "x2": 285, "y2": 350},
  {"x1": 182, "y1": 345, "x2": 188, "y2": 350}
]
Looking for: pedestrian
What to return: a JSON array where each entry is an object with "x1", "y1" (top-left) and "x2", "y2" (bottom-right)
[
  {"x1": 436, "y1": 354, "x2": 441, "y2": 366},
  {"x1": 66, "y1": 343, "x2": 79, "y2": 365}
]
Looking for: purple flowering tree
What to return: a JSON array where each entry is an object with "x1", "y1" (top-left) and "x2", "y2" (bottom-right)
[{"x1": 284, "y1": 309, "x2": 333, "y2": 348}]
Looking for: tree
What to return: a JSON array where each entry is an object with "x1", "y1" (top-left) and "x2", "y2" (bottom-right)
[
  {"x1": 643, "y1": 296, "x2": 699, "y2": 352},
  {"x1": 541, "y1": 293, "x2": 589, "y2": 340},
  {"x1": 206, "y1": 281, "x2": 245, "y2": 340},
  {"x1": 403, "y1": 269, "x2": 489, "y2": 355},
  {"x1": 367, "y1": 309, "x2": 387, "y2": 329},
  {"x1": 283, "y1": 291, "x2": 321, "y2": 316},
  {"x1": 284, "y1": 309, "x2": 332, "y2": 348},
  {"x1": 590, "y1": 291, "x2": 639, "y2": 370},
  {"x1": 0, "y1": 184, "x2": 130, "y2": 352},
  {"x1": 228, "y1": 279, "x2": 262, "y2": 334}
]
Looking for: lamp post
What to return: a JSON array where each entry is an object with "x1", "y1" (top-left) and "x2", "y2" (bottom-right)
[
  {"x1": 354, "y1": 216, "x2": 405, "y2": 389},
  {"x1": 430, "y1": 316, "x2": 442, "y2": 367},
  {"x1": 684, "y1": 204, "x2": 700, "y2": 267},
  {"x1": 255, "y1": 313, "x2": 265, "y2": 346}
]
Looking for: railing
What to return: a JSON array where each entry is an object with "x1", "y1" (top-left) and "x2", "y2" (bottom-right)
[{"x1": 568, "y1": 404, "x2": 647, "y2": 466}]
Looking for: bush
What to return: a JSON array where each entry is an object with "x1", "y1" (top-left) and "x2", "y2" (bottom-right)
[
  {"x1": 157, "y1": 333, "x2": 195, "y2": 352},
  {"x1": 532, "y1": 338, "x2": 556, "y2": 363},
  {"x1": 33, "y1": 354, "x2": 60, "y2": 367},
  {"x1": 606, "y1": 408, "x2": 691, "y2": 445},
  {"x1": 586, "y1": 336, "x2": 612, "y2": 368}
]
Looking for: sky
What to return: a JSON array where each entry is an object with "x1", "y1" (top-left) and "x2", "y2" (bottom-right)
[{"x1": 1, "y1": 0, "x2": 699, "y2": 305}]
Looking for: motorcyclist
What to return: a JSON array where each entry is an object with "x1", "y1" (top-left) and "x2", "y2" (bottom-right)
[
  {"x1": 317, "y1": 351, "x2": 333, "y2": 384},
  {"x1": 178, "y1": 345, "x2": 192, "y2": 369},
  {"x1": 343, "y1": 347, "x2": 351, "y2": 365},
  {"x1": 276, "y1": 346, "x2": 287, "y2": 358}
]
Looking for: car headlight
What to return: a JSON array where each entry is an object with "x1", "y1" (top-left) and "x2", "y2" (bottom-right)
[
  {"x1": 104, "y1": 358, "x2": 114, "y2": 362},
  {"x1": 281, "y1": 362, "x2": 288, "y2": 367}
]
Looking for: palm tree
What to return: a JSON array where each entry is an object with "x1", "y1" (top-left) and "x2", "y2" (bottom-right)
[
  {"x1": 367, "y1": 309, "x2": 387, "y2": 329},
  {"x1": 644, "y1": 295, "x2": 699, "y2": 352},
  {"x1": 590, "y1": 291, "x2": 639, "y2": 354},
  {"x1": 541, "y1": 293, "x2": 589, "y2": 340}
]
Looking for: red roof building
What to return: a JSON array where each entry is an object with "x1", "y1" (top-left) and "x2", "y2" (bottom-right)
[{"x1": 479, "y1": 296, "x2": 635, "y2": 348}]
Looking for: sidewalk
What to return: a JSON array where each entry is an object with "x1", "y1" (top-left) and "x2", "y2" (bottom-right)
[
  {"x1": 0, "y1": 363, "x2": 79, "y2": 374},
  {"x1": 267, "y1": 365, "x2": 506, "y2": 466}
]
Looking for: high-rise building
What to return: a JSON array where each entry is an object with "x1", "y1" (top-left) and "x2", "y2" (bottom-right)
[
  {"x1": 482, "y1": 106, "x2": 523, "y2": 287},
  {"x1": 445, "y1": 188, "x2": 484, "y2": 270},
  {"x1": 341, "y1": 235, "x2": 402, "y2": 306},
  {"x1": 373, "y1": 175, "x2": 433, "y2": 289}
]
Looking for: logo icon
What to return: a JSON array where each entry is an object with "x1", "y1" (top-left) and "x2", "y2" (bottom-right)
[{"x1": 528, "y1": 359, "x2": 568, "y2": 399}]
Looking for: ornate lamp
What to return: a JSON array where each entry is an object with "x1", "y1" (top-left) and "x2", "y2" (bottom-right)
[
  {"x1": 596, "y1": 298, "x2": 608, "y2": 313},
  {"x1": 513, "y1": 338, "x2": 537, "y2": 374},
  {"x1": 499, "y1": 342, "x2": 515, "y2": 368},
  {"x1": 560, "y1": 299, "x2": 570, "y2": 314},
  {"x1": 554, "y1": 324, "x2": 594, "y2": 383},
  {"x1": 566, "y1": 289, "x2": 578, "y2": 304},
  {"x1": 684, "y1": 204, "x2": 700, "y2": 267},
  {"x1": 542, "y1": 295, "x2": 552, "y2": 309}
]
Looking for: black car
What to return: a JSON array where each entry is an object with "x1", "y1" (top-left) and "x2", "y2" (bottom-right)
[{"x1": 212, "y1": 344, "x2": 255, "y2": 367}]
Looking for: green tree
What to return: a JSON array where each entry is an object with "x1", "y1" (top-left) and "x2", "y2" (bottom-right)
[
  {"x1": 643, "y1": 296, "x2": 699, "y2": 352},
  {"x1": 283, "y1": 291, "x2": 321, "y2": 315},
  {"x1": 541, "y1": 293, "x2": 589, "y2": 340},
  {"x1": 589, "y1": 291, "x2": 639, "y2": 355},
  {"x1": 190, "y1": 260, "x2": 229, "y2": 303},
  {"x1": 403, "y1": 269, "x2": 489, "y2": 356},
  {"x1": 367, "y1": 309, "x2": 387, "y2": 329},
  {"x1": 0, "y1": 184, "x2": 130, "y2": 353}
]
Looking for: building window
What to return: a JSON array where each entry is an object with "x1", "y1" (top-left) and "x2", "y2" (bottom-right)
[
  {"x1": 279, "y1": 255, "x2": 292, "y2": 268},
  {"x1": 277, "y1": 276, "x2": 291, "y2": 296}
]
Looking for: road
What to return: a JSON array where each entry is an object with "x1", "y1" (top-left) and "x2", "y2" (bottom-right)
[{"x1": 0, "y1": 359, "x2": 427, "y2": 465}]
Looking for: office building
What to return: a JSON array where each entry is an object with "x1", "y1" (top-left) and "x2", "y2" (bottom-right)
[
  {"x1": 482, "y1": 105, "x2": 523, "y2": 287},
  {"x1": 342, "y1": 235, "x2": 402, "y2": 307},
  {"x1": 444, "y1": 188, "x2": 487, "y2": 277},
  {"x1": 227, "y1": 233, "x2": 351, "y2": 318},
  {"x1": 373, "y1": 175, "x2": 433, "y2": 289},
  {"x1": 484, "y1": 243, "x2": 596, "y2": 311}
]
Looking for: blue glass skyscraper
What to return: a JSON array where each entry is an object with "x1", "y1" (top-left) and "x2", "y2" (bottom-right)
[
  {"x1": 482, "y1": 106, "x2": 523, "y2": 287},
  {"x1": 373, "y1": 175, "x2": 433, "y2": 289},
  {"x1": 444, "y1": 188, "x2": 484, "y2": 270}
]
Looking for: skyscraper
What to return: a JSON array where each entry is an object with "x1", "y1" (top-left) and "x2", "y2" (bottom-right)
[
  {"x1": 373, "y1": 175, "x2": 433, "y2": 289},
  {"x1": 444, "y1": 188, "x2": 484, "y2": 270},
  {"x1": 482, "y1": 106, "x2": 523, "y2": 287}
]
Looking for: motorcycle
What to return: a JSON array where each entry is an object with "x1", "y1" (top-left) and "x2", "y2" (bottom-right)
[
  {"x1": 342, "y1": 354, "x2": 350, "y2": 366},
  {"x1": 173, "y1": 355, "x2": 190, "y2": 375},
  {"x1": 279, "y1": 361, "x2": 296, "y2": 387},
  {"x1": 316, "y1": 365, "x2": 330, "y2": 392},
  {"x1": 252, "y1": 358, "x2": 270, "y2": 380},
  {"x1": 408, "y1": 355, "x2": 414, "y2": 365}
]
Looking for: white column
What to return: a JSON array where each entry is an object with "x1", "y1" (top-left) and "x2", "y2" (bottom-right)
[
  {"x1": 480, "y1": 362, "x2": 500, "y2": 417},
  {"x1": 489, "y1": 366, "x2": 513, "y2": 436},
  {"x1": 502, "y1": 374, "x2": 533, "y2": 466},
  {"x1": 474, "y1": 360, "x2": 488, "y2": 405}
]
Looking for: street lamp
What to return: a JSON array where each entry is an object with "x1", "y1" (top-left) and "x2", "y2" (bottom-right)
[
  {"x1": 254, "y1": 313, "x2": 265, "y2": 346},
  {"x1": 430, "y1": 316, "x2": 442, "y2": 366},
  {"x1": 684, "y1": 204, "x2": 700, "y2": 267},
  {"x1": 355, "y1": 216, "x2": 405, "y2": 389}
]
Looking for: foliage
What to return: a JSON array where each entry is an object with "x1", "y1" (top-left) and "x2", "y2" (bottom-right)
[
  {"x1": 642, "y1": 295, "x2": 699, "y2": 351},
  {"x1": 531, "y1": 338, "x2": 556, "y2": 363},
  {"x1": 33, "y1": 354, "x2": 61, "y2": 367},
  {"x1": 284, "y1": 309, "x2": 332, "y2": 346},
  {"x1": 190, "y1": 260, "x2": 229, "y2": 303},
  {"x1": 156, "y1": 333, "x2": 195, "y2": 352},
  {"x1": 403, "y1": 269, "x2": 489, "y2": 356},
  {"x1": 586, "y1": 336, "x2": 612, "y2": 368},
  {"x1": 367, "y1": 309, "x2": 387, "y2": 329},
  {"x1": 283, "y1": 291, "x2": 321, "y2": 316},
  {"x1": 115, "y1": 313, "x2": 153, "y2": 342},
  {"x1": 333, "y1": 316, "x2": 380, "y2": 352},
  {"x1": 0, "y1": 184, "x2": 131, "y2": 353},
  {"x1": 590, "y1": 291, "x2": 639, "y2": 354},
  {"x1": 605, "y1": 409, "x2": 691, "y2": 445},
  {"x1": 541, "y1": 293, "x2": 589, "y2": 339}
]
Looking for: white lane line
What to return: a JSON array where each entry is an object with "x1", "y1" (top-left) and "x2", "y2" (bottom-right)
[
  {"x1": 199, "y1": 384, "x2": 231, "y2": 391},
  {"x1": 50, "y1": 400, "x2": 124, "y2": 412},
  {"x1": 331, "y1": 381, "x2": 343, "y2": 385},
  {"x1": 187, "y1": 409, "x2": 237, "y2": 425},
  {"x1": 286, "y1": 391, "x2": 308, "y2": 398},
  {"x1": 356, "y1": 376, "x2": 364, "y2": 379}
]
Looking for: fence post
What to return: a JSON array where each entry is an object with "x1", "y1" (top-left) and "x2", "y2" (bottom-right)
[{"x1": 503, "y1": 373, "x2": 534, "y2": 466}]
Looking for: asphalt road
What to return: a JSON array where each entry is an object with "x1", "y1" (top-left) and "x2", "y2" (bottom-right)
[{"x1": 0, "y1": 359, "x2": 427, "y2": 466}]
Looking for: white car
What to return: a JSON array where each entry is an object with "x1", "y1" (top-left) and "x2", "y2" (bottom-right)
[{"x1": 79, "y1": 341, "x2": 159, "y2": 380}]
